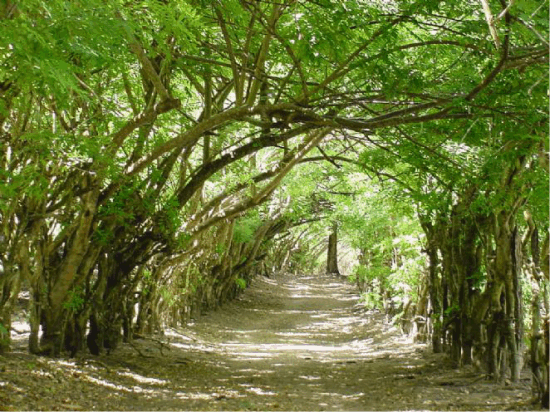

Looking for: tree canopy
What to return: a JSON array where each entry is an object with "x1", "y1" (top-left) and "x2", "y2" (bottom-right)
[{"x1": 0, "y1": 0, "x2": 548, "y2": 402}]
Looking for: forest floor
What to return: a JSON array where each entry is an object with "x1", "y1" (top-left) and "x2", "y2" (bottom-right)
[{"x1": 1, "y1": 272, "x2": 541, "y2": 411}]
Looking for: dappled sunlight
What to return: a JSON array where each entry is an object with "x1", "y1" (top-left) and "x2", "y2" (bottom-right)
[
  {"x1": 30, "y1": 370, "x2": 54, "y2": 378},
  {"x1": 186, "y1": 276, "x2": 425, "y2": 374},
  {"x1": 225, "y1": 350, "x2": 279, "y2": 360},
  {"x1": 14, "y1": 274, "x2": 429, "y2": 411},
  {"x1": 10, "y1": 320, "x2": 30, "y2": 335},
  {"x1": 2, "y1": 1, "x2": 543, "y2": 409},
  {"x1": 81, "y1": 375, "x2": 135, "y2": 392},
  {"x1": 287, "y1": 283, "x2": 311, "y2": 291},
  {"x1": 55, "y1": 360, "x2": 77, "y2": 367},
  {"x1": 274, "y1": 331, "x2": 330, "y2": 338},
  {"x1": 233, "y1": 368, "x2": 275, "y2": 375},
  {"x1": 186, "y1": 273, "x2": 420, "y2": 370},
  {"x1": 246, "y1": 308, "x2": 320, "y2": 314},
  {"x1": 221, "y1": 342, "x2": 348, "y2": 353},
  {"x1": 2, "y1": 272, "x2": 532, "y2": 411},
  {"x1": 175, "y1": 392, "x2": 211, "y2": 401},
  {"x1": 310, "y1": 312, "x2": 331, "y2": 319},
  {"x1": 116, "y1": 371, "x2": 168, "y2": 386},
  {"x1": 170, "y1": 341, "x2": 217, "y2": 352},
  {"x1": 299, "y1": 375, "x2": 322, "y2": 381},
  {"x1": 342, "y1": 392, "x2": 365, "y2": 400},
  {"x1": 289, "y1": 293, "x2": 350, "y2": 299},
  {"x1": 164, "y1": 328, "x2": 197, "y2": 341},
  {"x1": 238, "y1": 384, "x2": 277, "y2": 396}
]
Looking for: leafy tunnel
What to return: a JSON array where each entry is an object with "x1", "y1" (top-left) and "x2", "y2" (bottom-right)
[{"x1": 0, "y1": 0, "x2": 548, "y2": 409}]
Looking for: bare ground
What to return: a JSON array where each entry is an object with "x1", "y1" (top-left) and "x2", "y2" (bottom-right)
[{"x1": 0, "y1": 273, "x2": 541, "y2": 411}]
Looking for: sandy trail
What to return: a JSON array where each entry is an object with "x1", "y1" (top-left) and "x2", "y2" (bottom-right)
[{"x1": 2, "y1": 273, "x2": 535, "y2": 411}]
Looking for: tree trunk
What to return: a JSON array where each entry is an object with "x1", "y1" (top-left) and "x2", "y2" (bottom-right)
[
  {"x1": 420, "y1": 218, "x2": 443, "y2": 353},
  {"x1": 510, "y1": 226, "x2": 524, "y2": 377},
  {"x1": 41, "y1": 184, "x2": 98, "y2": 356},
  {"x1": 326, "y1": 222, "x2": 340, "y2": 275},
  {"x1": 490, "y1": 211, "x2": 520, "y2": 381},
  {"x1": 0, "y1": 262, "x2": 21, "y2": 354},
  {"x1": 527, "y1": 224, "x2": 549, "y2": 405}
]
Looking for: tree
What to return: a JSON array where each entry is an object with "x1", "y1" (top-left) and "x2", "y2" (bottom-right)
[
  {"x1": 326, "y1": 222, "x2": 340, "y2": 276},
  {"x1": 0, "y1": 5, "x2": 546, "y2": 398}
]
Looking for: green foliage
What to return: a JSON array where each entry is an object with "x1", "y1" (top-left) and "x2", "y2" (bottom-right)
[
  {"x1": 360, "y1": 291, "x2": 383, "y2": 311},
  {"x1": 215, "y1": 243, "x2": 226, "y2": 255},
  {"x1": 444, "y1": 304, "x2": 460, "y2": 318},
  {"x1": 1, "y1": 0, "x2": 127, "y2": 103},
  {"x1": 0, "y1": 322, "x2": 8, "y2": 345},
  {"x1": 159, "y1": 197, "x2": 183, "y2": 238},
  {"x1": 141, "y1": 269, "x2": 153, "y2": 297},
  {"x1": 0, "y1": 0, "x2": 547, "y2": 360},
  {"x1": 92, "y1": 227, "x2": 115, "y2": 247},
  {"x1": 25, "y1": 362, "x2": 37, "y2": 370},
  {"x1": 160, "y1": 286, "x2": 176, "y2": 308},
  {"x1": 235, "y1": 278, "x2": 247, "y2": 290},
  {"x1": 62, "y1": 287, "x2": 85, "y2": 313},
  {"x1": 233, "y1": 211, "x2": 262, "y2": 244}
]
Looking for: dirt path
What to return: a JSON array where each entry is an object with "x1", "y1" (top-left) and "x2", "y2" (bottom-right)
[{"x1": 1, "y1": 273, "x2": 537, "y2": 411}]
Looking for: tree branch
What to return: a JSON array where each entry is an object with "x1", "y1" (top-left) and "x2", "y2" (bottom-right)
[
  {"x1": 479, "y1": 0, "x2": 502, "y2": 49},
  {"x1": 215, "y1": 7, "x2": 243, "y2": 105}
]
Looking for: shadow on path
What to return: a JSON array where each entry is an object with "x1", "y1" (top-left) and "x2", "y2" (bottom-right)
[{"x1": 1, "y1": 273, "x2": 535, "y2": 411}]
